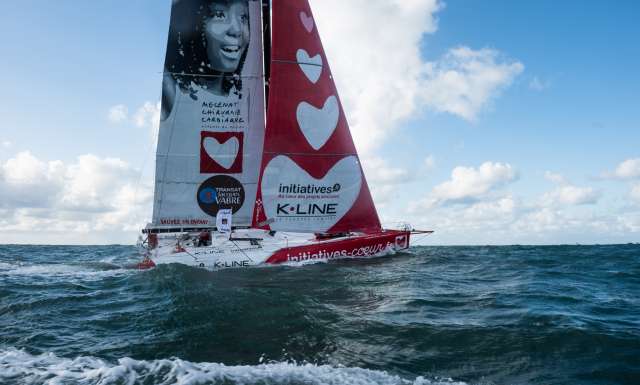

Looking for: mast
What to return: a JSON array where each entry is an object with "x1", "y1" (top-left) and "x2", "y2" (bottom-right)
[{"x1": 262, "y1": 0, "x2": 271, "y2": 108}]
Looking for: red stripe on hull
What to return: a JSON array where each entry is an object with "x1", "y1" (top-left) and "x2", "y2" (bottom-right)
[{"x1": 265, "y1": 230, "x2": 411, "y2": 264}]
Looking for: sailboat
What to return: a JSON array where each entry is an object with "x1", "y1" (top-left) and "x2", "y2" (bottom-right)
[{"x1": 137, "y1": 0, "x2": 431, "y2": 270}]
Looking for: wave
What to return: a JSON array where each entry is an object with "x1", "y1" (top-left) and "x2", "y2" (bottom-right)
[
  {"x1": 0, "y1": 348, "x2": 467, "y2": 385},
  {"x1": 0, "y1": 261, "x2": 135, "y2": 280}
]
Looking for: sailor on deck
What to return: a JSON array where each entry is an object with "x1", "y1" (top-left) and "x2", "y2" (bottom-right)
[{"x1": 198, "y1": 230, "x2": 211, "y2": 247}]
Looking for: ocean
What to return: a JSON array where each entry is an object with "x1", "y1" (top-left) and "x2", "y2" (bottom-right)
[{"x1": 0, "y1": 244, "x2": 638, "y2": 385}]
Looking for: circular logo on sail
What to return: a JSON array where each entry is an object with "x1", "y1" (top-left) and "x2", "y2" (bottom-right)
[{"x1": 197, "y1": 176, "x2": 245, "y2": 216}]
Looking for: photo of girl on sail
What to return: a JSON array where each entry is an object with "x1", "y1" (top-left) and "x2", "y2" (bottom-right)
[{"x1": 161, "y1": 0, "x2": 252, "y2": 120}]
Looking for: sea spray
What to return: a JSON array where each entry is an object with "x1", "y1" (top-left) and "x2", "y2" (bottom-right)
[{"x1": 0, "y1": 349, "x2": 466, "y2": 385}]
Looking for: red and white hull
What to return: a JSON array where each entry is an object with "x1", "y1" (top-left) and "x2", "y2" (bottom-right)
[{"x1": 140, "y1": 229, "x2": 411, "y2": 270}]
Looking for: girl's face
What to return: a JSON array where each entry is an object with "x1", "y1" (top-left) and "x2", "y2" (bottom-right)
[{"x1": 205, "y1": 0, "x2": 250, "y2": 73}]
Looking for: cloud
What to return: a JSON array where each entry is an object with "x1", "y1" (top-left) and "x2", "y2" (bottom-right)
[
  {"x1": 109, "y1": 101, "x2": 161, "y2": 146},
  {"x1": 540, "y1": 172, "x2": 600, "y2": 206},
  {"x1": 60, "y1": 155, "x2": 139, "y2": 213},
  {"x1": 405, "y1": 169, "x2": 637, "y2": 245},
  {"x1": 134, "y1": 101, "x2": 162, "y2": 145},
  {"x1": 0, "y1": 151, "x2": 64, "y2": 209},
  {"x1": 462, "y1": 195, "x2": 517, "y2": 222},
  {"x1": 529, "y1": 76, "x2": 550, "y2": 91},
  {"x1": 418, "y1": 161, "x2": 518, "y2": 208},
  {"x1": 0, "y1": 151, "x2": 152, "y2": 243},
  {"x1": 541, "y1": 185, "x2": 600, "y2": 206},
  {"x1": 108, "y1": 104, "x2": 129, "y2": 123},
  {"x1": 406, "y1": 194, "x2": 521, "y2": 244},
  {"x1": 544, "y1": 171, "x2": 566, "y2": 184},
  {"x1": 133, "y1": 101, "x2": 160, "y2": 129},
  {"x1": 310, "y1": 0, "x2": 523, "y2": 153},
  {"x1": 361, "y1": 156, "x2": 411, "y2": 206},
  {"x1": 421, "y1": 47, "x2": 524, "y2": 121},
  {"x1": 362, "y1": 156, "x2": 411, "y2": 186},
  {"x1": 1, "y1": 140, "x2": 11, "y2": 149},
  {"x1": 516, "y1": 207, "x2": 561, "y2": 233},
  {"x1": 424, "y1": 155, "x2": 436, "y2": 170},
  {"x1": 614, "y1": 158, "x2": 640, "y2": 179}
]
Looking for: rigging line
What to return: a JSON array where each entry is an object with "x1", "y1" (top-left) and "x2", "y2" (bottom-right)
[
  {"x1": 161, "y1": 71, "x2": 266, "y2": 79},
  {"x1": 229, "y1": 238, "x2": 255, "y2": 263},
  {"x1": 132, "y1": 103, "x2": 161, "y2": 230},
  {"x1": 183, "y1": 248, "x2": 201, "y2": 263},
  {"x1": 412, "y1": 234, "x2": 431, "y2": 245},
  {"x1": 156, "y1": 181, "x2": 259, "y2": 186},
  {"x1": 264, "y1": 151, "x2": 359, "y2": 157},
  {"x1": 177, "y1": 240, "x2": 201, "y2": 263},
  {"x1": 272, "y1": 59, "x2": 323, "y2": 67}
]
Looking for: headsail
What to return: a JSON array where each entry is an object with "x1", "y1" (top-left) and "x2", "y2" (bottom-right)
[
  {"x1": 253, "y1": 0, "x2": 382, "y2": 234},
  {"x1": 152, "y1": 0, "x2": 266, "y2": 228}
]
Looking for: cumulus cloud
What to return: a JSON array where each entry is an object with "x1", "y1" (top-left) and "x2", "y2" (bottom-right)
[
  {"x1": 0, "y1": 151, "x2": 152, "y2": 243},
  {"x1": 134, "y1": 101, "x2": 162, "y2": 146},
  {"x1": 541, "y1": 172, "x2": 600, "y2": 206},
  {"x1": 133, "y1": 101, "x2": 161, "y2": 130},
  {"x1": 418, "y1": 161, "x2": 518, "y2": 208},
  {"x1": 406, "y1": 194, "x2": 521, "y2": 244},
  {"x1": 406, "y1": 169, "x2": 636, "y2": 245},
  {"x1": 311, "y1": 0, "x2": 523, "y2": 153},
  {"x1": 361, "y1": 156, "x2": 412, "y2": 206},
  {"x1": 108, "y1": 104, "x2": 129, "y2": 123},
  {"x1": 421, "y1": 47, "x2": 524, "y2": 121},
  {"x1": 614, "y1": 158, "x2": 640, "y2": 179},
  {"x1": 109, "y1": 101, "x2": 160, "y2": 141},
  {"x1": 541, "y1": 185, "x2": 600, "y2": 206},
  {"x1": 362, "y1": 156, "x2": 411, "y2": 186},
  {"x1": 516, "y1": 207, "x2": 561, "y2": 233},
  {"x1": 462, "y1": 195, "x2": 517, "y2": 222},
  {"x1": 0, "y1": 151, "x2": 64, "y2": 209}
]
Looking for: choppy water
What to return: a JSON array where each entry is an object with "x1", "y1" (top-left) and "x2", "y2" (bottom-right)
[{"x1": 0, "y1": 244, "x2": 639, "y2": 385}]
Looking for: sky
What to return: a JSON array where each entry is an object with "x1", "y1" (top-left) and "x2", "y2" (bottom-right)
[{"x1": 0, "y1": 0, "x2": 639, "y2": 245}]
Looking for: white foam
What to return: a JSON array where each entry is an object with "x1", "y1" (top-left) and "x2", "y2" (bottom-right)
[
  {"x1": 0, "y1": 348, "x2": 468, "y2": 385},
  {"x1": 0, "y1": 261, "x2": 14, "y2": 270},
  {"x1": 0, "y1": 262, "x2": 133, "y2": 281}
]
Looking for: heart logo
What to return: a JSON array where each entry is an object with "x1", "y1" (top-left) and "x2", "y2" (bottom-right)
[
  {"x1": 300, "y1": 11, "x2": 314, "y2": 33},
  {"x1": 203, "y1": 136, "x2": 240, "y2": 170},
  {"x1": 296, "y1": 49, "x2": 323, "y2": 84},
  {"x1": 296, "y1": 95, "x2": 339, "y2": 150},
  {"x1": 261, "y1": 155, "x2": 362, "y2": 232}
]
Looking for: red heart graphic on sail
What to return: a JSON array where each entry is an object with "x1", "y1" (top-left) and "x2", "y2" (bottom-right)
[
  {"x1": 200, "y1": 132, "x2": 243, "y2": 173},
  {"x1": 300, "y1": 11, "x2": 314, "y2": 33},
  {"x1": 261, "y1": 155, "x2": 362, "y2": 232}
]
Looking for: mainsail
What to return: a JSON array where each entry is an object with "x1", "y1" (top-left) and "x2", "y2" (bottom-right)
[
  {"x1": 253, "y1": 0, "x2": 382, "y2": 233},
  {"x1": 152, "y1": 0, "x2": 266, "y2": 228}
]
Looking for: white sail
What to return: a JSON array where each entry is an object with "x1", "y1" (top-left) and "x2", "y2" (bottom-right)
[{"x1": 152, "y1": 0, "x2": 266, "y2": 228}]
